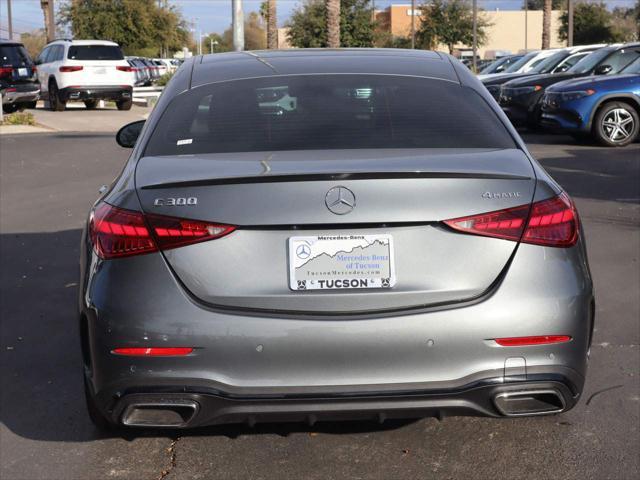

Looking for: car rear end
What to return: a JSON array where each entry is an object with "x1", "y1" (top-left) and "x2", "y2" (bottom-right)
[
  {"x1": 80, "y1": 54, "x2": 593, "y2": 429},
  {"x1": 58, "y1": 42, "x2": 133, "y2": 104},
  {"x1": 0, "y1": 41, "x2": 39, "y2": 112}
]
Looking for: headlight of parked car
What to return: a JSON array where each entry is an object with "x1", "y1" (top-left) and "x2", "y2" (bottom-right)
[
  {"x1": 555, "y1": 89, "x2": 596, "y2": 103},
  {"x1": 501, "y1": 85, "x2": 543, "y2": 97}
]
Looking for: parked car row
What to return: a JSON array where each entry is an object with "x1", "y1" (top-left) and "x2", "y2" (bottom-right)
[
  {"x1": 480, "y1": 42, "x2": 640, "y2": 147},
  {"x1": 126, "y1": 57, "x2": 180, "y2": 86},
  {"x1": 1, "y1": 38, "x2": 182, "y2": 113}
]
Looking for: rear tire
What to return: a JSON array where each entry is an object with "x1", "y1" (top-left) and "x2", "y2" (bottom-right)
[
  {"x1": 84, "y1": 375, "x2": 115, "y2": 432},
  {"x1": 116, "y1": 98, "x2": 132, "y2": 111},
  {"x1": 593, "y1": 101, "x2": 639, "y2": 147},
  {"x1": 48, "y1": 81, "x2": 66, "y2": 112},
  {"x1": 84, "y1": 100, "x2": 98, "y2": 110},
  {"x1": 2, "y1": 104, "x2": 19, "y2": 114}
]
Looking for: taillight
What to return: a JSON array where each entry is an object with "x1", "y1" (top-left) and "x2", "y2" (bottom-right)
[
  {"x1": 89, "y1": 202, "x2": 235, "y2": 259},
  {"x1": 0, "y1": 66, "x2": 13, "y2": 78},
  {"x1": 494, "y1": 335, "x2": 572, "y2": 346},
  {"x1": 112, "y1": 347, "x2": 194, "y2": 356},
  {"x1": 60, "y1": 65, "x2": 83, "y2": 72},
  {"x1": 444, "y1": 192, "x2": 579, "y2": 247},
  {"x1": 117, "y1": 65, "x2": 133, "y2": 72}
]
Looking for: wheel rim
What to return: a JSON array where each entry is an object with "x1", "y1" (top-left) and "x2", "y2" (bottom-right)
[{"x1": 602, "y1": 108, "x2": 635, "y2": 142}]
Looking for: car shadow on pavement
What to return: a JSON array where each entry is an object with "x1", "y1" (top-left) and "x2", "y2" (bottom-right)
[{"x1": 0, "y1": 229, "x2": 419, "y2": 443}]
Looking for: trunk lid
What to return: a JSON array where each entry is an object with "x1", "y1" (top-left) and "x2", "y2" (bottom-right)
[{"x1": 135, "y1": 148, "x2": 536, "y2": 314}]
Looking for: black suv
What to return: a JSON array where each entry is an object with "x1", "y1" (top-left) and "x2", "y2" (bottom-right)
[{"x1": 0, "y1": 40, "x2": 40, "y2": 113}]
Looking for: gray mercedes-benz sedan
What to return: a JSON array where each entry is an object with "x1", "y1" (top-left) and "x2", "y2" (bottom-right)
[{"x1": 80, "y1": 49, "x2": 594, "y2": 429}]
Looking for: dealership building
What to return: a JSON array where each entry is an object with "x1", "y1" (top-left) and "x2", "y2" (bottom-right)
[{"x1": 375, "y1": 4, "x2": 566, "y2": 58}]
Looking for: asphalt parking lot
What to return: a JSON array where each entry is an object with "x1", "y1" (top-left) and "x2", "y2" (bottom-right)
[{"x1": 0, "y1": 131, "x2": 638, "y2": 480}]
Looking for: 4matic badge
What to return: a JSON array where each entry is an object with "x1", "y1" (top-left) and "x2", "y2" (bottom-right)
[{"x1": 482, "y1": 191, "x2": 522, "y2": 200}]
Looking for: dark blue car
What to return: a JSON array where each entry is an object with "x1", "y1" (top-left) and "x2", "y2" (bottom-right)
[{"x1": 541, "y1": 58, "x2": 640, "y2": 147}]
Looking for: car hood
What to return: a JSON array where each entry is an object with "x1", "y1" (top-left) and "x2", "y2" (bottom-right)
[
  {"x1": 481, "y1": 72, "x2": 540, "y2": 86},
  {"x1": 546, "y1": 73, "x2": 640, "y2": 92},
  {"x1": 502, "y1": 72, "x2": 583, "y2": 88}
]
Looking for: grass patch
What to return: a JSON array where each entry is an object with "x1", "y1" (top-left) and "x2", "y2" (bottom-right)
[
  {"x1": 0, "y1": 111, "x2": 36, "y2": 126},
  {"x1": 156, "y1": 72, "x2": 174, "y2": 87}
]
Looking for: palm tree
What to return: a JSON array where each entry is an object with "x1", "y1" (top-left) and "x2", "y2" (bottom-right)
[
  {"x1": 541, "y1": 0, "x2": 552, "y2": 49},
  {"x1": 326, "y1": 0, "x2": 340, "y2": 48},
  {"x1": 267, "y1": 0, "x2": 278, "y2": 49}
]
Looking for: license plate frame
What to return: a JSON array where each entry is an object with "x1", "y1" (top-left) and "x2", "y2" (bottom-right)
[{"x1": 288, "y1": 234, "x2": 396, "y2": 291}]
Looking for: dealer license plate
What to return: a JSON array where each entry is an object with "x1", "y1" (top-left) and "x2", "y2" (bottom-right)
[{"x1": 288, "y1": 234, "x2": 395, "y2": 291}]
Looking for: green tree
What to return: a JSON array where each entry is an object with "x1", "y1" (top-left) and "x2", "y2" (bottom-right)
[
  {"x1": 20, "y1": 30, "x2": 48, "y2": 59},
  {"x1": 558, "y1": 2, "x2": 622, "y2": 44},
  {"x1": 58, "y1": 0, "x2": 189, "y2": 56},
  {"x1": 522, "y1": 0, "x2": 564, "y2": 9},
  {"x1": 610, "y1": 5, "x2": 640, "y2": 42},
  {"x1": 286, "y1": 0, "x2": 375, "y2": 48},
  {"x1": 202, "y1": 33, "x2": 231, "y2": 54},
  {"x1": 416, "y1": 0, "x2": 491, "y2": 54}
]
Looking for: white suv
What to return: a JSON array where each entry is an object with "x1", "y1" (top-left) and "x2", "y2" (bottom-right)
[{"x1": 35, "y1": 39, "x2": 134, "y2": 111}]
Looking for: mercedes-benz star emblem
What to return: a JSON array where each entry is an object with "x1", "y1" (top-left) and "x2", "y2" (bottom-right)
[
  {"x1": 296, "y1": 244, "x2": 311, "y2": 259},
  {"x1": 325, "y1": 186, "x2": 356, "y2": 215}
]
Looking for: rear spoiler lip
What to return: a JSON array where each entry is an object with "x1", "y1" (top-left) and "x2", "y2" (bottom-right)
[{"x1": 140, "y1": 171, "x2": 532, "y2": 190}]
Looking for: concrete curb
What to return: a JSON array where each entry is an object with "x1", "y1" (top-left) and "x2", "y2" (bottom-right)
[{"x1": 0, "y1": 124, "x2": 56, "y2": 135}]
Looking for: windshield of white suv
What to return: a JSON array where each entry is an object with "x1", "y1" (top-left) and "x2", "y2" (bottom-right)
[
  {"x1": 67, "y1": 45, "x2": 124, "y2": 61},
  {"x1": 503, "y1": 52, "x2": 538, "y2": 73}
]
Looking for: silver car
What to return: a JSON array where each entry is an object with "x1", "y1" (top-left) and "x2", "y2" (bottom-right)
[{"x1": 80, "y1": 49, "x2": 594, "y2": 430}]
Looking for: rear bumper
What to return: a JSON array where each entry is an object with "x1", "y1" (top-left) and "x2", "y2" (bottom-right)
[
  {"x1": 102, "y1": 375, "x2": 580, "y2": 428},
  {"x1": 59, "y1": 85, "x2": 132, "y2": 102},
  {"x1": 80, "y1": 224, "x2": 594, "y2": 427},
  {"x1": 1, "y1": 85, "x2": 40, "y2": 104}
]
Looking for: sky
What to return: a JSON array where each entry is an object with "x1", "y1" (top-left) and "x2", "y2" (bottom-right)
[{"x1": 0, "y1": 0, "x2": 636, "y2": 39}]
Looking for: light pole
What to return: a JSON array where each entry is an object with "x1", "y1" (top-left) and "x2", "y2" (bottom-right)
[
  {"x1": 524, "y1": 0, "x2": 528, "y2": 50},
  {"x1": 232, "y1": 0, "x2": 244, "y2": 52},
  {"x1": 567, "y1": 0, "x2": 574, "y2": 47},
  {"x1": 472, "y1": 0, "x2": 477, "y2": 72}
]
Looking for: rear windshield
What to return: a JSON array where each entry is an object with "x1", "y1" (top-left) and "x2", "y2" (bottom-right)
[
  {"x1": 145, "y1": 75, "x2": 515, "y2": 156},
  {"x1": 67, "y1": 45, "x2": 124, "y2": 61},
  {"x1": 0, "y1": 45, "x2": 31, "y2": 66}
]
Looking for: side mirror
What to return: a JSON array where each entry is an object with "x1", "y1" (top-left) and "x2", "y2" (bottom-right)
[
  {"x1": 594, "y1": 64, "x2": 612, "y2": 75},
  {"x1": 554, "y1": 65, "x2": 569, "y2": 73},
  {"x1": 495, "y1": 65, "x2": 505, "y2": 73},
  {"x1": 116, "y1": 120, "x2": 145, "y2": 148}
]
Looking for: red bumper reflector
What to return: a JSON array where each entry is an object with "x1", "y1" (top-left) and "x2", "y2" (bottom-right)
[
  {"x1": 112, "y1": 347, "x2": 194, "y2": 356},
  {"x1": 494, "y1": 335, "x2": 572, "y2": 347}
]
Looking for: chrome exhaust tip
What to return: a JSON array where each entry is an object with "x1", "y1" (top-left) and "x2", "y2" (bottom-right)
[
  {"x1": 121, "y1": 400, "x2": 199, "y2": 427},
  {"x1": 494, "y1": 389, "x2": 566, "y2": 416}
]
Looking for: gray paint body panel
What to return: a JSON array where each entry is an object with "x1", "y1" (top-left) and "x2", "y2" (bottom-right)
[{"x1": 83, "y1": 49, "x2": 593, "y2": 425}]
